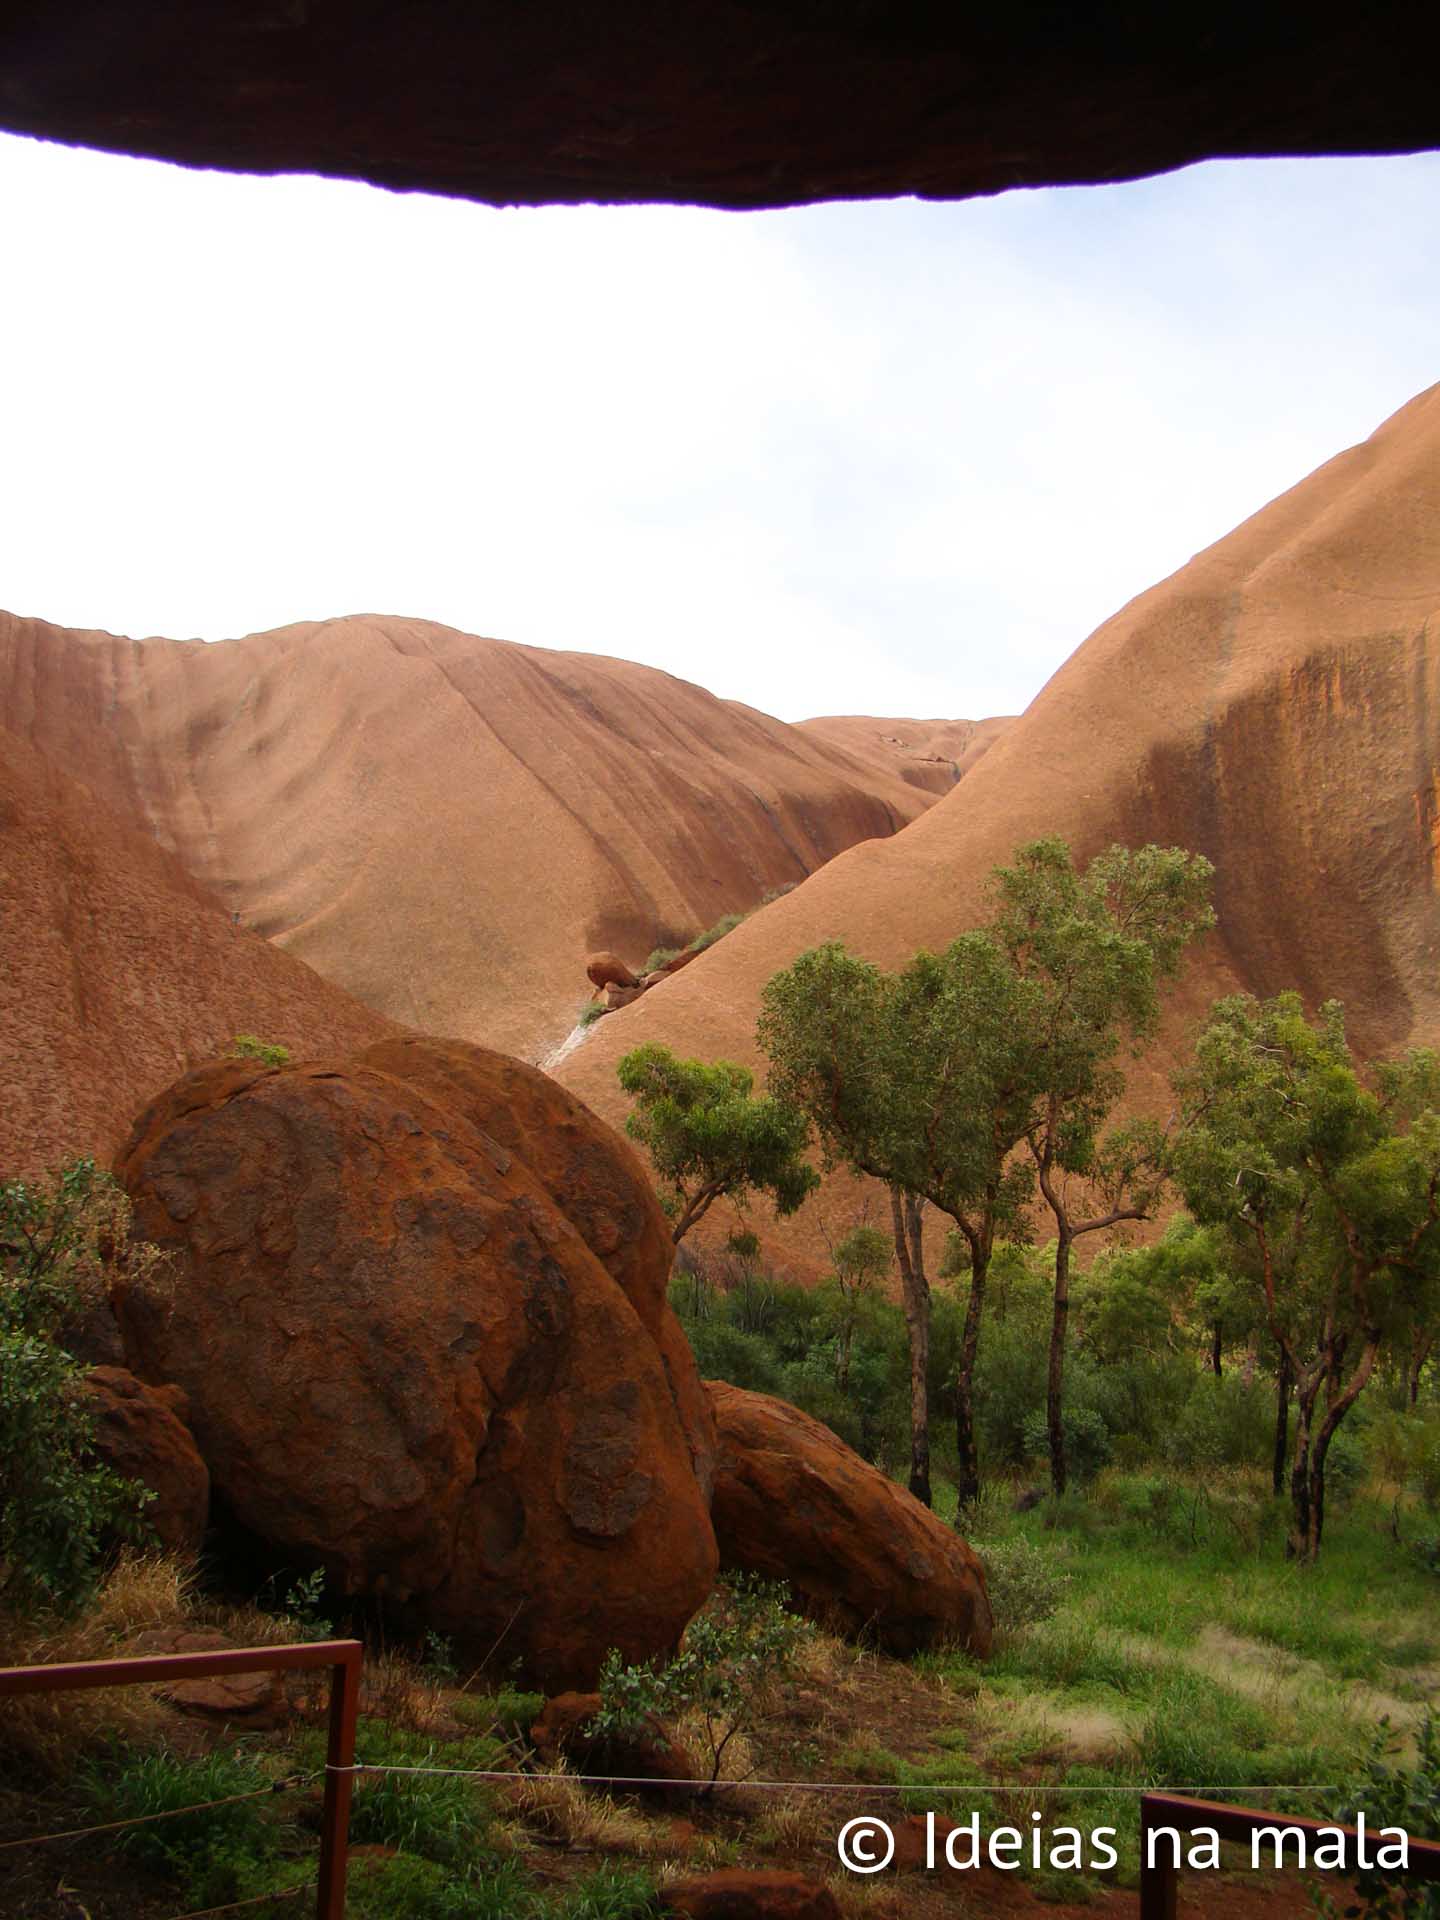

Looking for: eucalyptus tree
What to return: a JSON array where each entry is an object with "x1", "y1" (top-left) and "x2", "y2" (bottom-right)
[
  {"x1": 617, "y1": 1043, "x2": 819, "y2": 1244},
  {"x1": 1172, "y1": 993, "x2": 1440, "y2": 1559},
  {"x1": 757, "y1": 934, "x2": 1040, "y2": 1509},
  {"x1": 988, "y1": 839, "x2": 1216, "y2": 1495}
]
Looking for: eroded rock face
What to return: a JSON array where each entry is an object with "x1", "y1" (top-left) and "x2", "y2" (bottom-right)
[
  {"x1": 83, "y1": 1366, "x2": 210, "y2": 1554},
  {"x1": 113, "y1": 1045, "x2": 717, "y2": 1690},
  {"x1": 706, "y1": 1382, "x2": 992, "y2": 1657}
]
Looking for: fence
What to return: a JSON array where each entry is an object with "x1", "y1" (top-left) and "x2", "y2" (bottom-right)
[
  {"x1": 0, "y1": 1637, "x2": 362, "y2": 1920},
  {"x1": 6, "y1": 1656, "x2": 1440, "y2": 1918},
  {"x1": 1139, "y1": 1790, "x2": 1440, "y2": 1918}
]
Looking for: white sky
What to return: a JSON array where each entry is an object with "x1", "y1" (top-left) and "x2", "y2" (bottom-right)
[{"x1": 2, "y1": 134, "x2": 1437, "y2": 722}]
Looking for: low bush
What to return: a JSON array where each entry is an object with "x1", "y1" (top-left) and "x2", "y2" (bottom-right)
[
  {"x1": 590, "y1": 1574, "x2": 809, "y2": 1790},
  {"x1": 974, "y1": 1536, "x2": 1070, "y2": 1632},
  {"x1": 228, "y1": 1034, "x2": 292, "y2": 1066},
  {"x1": 0, "y1": 1159, "x2": 160, "y2": 1617}
]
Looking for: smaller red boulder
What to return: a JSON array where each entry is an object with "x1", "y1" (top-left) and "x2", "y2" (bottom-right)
[{"x1": 83, "y1": 1366, "x2": 209, "y2": 1554}]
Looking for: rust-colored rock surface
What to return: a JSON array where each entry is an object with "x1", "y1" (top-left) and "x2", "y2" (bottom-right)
[
  {"x1": 2, "y1": 8, "x2": 1438, "y2": 213},
  {"x1": 587, "y1": 953, "x2": 642, "y2": 992},
  {"x1": 561, "y1": 384, "x2": 1440, "y2": 1273},
  {"x1": 83, "y1": 1366, "x2": 210, "y2": 1554},
  {"x1": 797, "y1": 716, "x2": 1014, "y2": 798},
  {"x1": 128, "y1": 1628, "x2": 286, "y2": 1730},
  {"x1": 706, "y1": 1382, "x2": 993, "y2": 1658},
  {"x1": 661, "y1": 1870, "x2": 841, "y2": 1920},
  {"x1": 0, "y1": 615, "x2": 931, "y2": 1070},
  {"x1": 0, "y1": 722, "x2": 395, "y2": 1177},
  {"x1": 113, "y1": 1045, "x2": 717, "y2": 1690}
]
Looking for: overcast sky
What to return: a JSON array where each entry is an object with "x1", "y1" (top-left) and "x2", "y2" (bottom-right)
[{"x1": 2, "y1": 134, "x2": 1436, "y2": 722}]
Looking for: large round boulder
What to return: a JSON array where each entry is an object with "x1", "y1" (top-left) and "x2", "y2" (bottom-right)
[
  {"x1": 706, "y1": 1382, "x2": 993, "y2": 1657},
  {"x1": 352, "y1": 1038, "x2": 717, "y2": 1499},
  {"x1": 113, "y1": 1046, "x2": 717, "y2": 1690}
]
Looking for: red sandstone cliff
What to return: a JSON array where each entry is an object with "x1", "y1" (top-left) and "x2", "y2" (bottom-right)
[
  {"x1": 558, "y1": 382, "x2": 1440, "y2": 1269},
  {"x1": 0, "y1": 616, "x2": 946, "y2": 1067}
]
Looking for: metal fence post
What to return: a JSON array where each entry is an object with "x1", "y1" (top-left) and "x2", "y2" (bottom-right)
[{"x1": 316, "y1": 1641, "x2": 362, "y2": 1920}]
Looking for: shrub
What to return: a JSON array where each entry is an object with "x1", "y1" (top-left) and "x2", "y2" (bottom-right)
[
  {"x1": 590, "y1": 1574, "x2": 809, "y2": 1789},
  {"x1": 642, "y1": 945, "x2": 684, "y2": 973},
  {"x1": 1320, "y1": 1716, "x2": 1440, "y2": 1919},
  {"x1": 228, "y1": 1033, "x2": 292, "y2": 1066},
  {"x1": 1162, "y1": 1372, "x2": 1271, "y2": 1471},
  {"x1": 974, "y1": 1537, "x2": 1070, "y2": 1631},
  {"x1": 0, "y1": 1159, "x2": 158, "y2": 1616},
  {"x1": 578, "y1": 1002, "x2": 608, "y2": 1029},
  {"x1": 693, "y1": 911, "x2": 745, "y2": 951},
  {"x1": 1022, "y1": 1405, "x2": 1112, "y2": 1483}
]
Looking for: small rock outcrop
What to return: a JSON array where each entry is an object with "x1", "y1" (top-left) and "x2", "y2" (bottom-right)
[
  {"x1": 83, "y1": 1366, "x2": 209, "y2": 1554},
  {"x1": 530, "y1": 1691, "x2": 697, "y2": 1794},
  {"x1": 113, "y1": 1042, "x2": 717, "y2": 1691},
  {"x1": 127, "y1": 1627, "x2": 286, "y2": 1730},
  {"x1": 586, "y1": 952, "x2": 642, "y2": 991},
  {"x1": 706, "y1": 1382, "x2": 993, "y2": 1657}
]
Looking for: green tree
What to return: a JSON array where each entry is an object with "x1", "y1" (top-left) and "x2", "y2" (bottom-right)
[
  {"x1": 819, "y1": 1221, "x2": 892, "y2": 1392},
  {"x1": 617, "y1": 1043, "x2": 818, "y2": 1244},
  {"x1": 758, "y1": 935, "x2": 1039, "y2": 1509},
  {"x1": 1172, "y1": 994, "x2": 1440, "y2": 1559},
  {"x1": 989, "y1": 839, "x2": 1216, "y2": 1495}
]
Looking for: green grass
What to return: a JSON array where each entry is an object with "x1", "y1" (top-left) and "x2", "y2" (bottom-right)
[{"x1": 919, "y1": 1475, "x2": 1440, "y2": 1891}]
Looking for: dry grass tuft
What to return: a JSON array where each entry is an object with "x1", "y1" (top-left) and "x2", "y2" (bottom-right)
[
  {"x1": 752, "y1": 1788, "x2": 834, "y2": 1855},
  {"x1": 671, "y1": 1709, "x2": 757, "y2": 1788},
  {"x1": 0, "y1": 1552, "x2": 198, "y2": 1779},
  {"x1": 509, "y1": 1761, "x2": 661, "y2": 1852},
  {"x1": 825, "y1": 1870, "x2": 911, "y2": 1919},
  {"x1": 359, "y1": 1649, "x2": 453, "y2": 1736},
  {"x1": 794, "y1": 1626, "x2": 861, "y2": 1696}
]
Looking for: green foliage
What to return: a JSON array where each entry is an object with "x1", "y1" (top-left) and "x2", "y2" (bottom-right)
[
  {"x1": 346, "y1": 1852, "x2": 533, "y2": 1920},
  {"x1": 974, "y1": 1536, "x2": 1071, "y2": 1630},
  {"x1": 1022, "y1": 1404, "x2": 1112, "y2": 1482},
  {"x1": 577, "y1": 1001, "x2": 609, "y2": 1029},
  {"x1": 455, "y1": 1687, "x2": 544, "y2": 1739},
  {"x1": 1160, "y1": 1373, "x2": 1273, "y2": 1472},
  {"x1": 228, "y1": 1033, "x2": 292, "y2": 1066},
  {"x1": 1173, "y1": 993, "x2": 1440, "y2": 1557},
  {"x1": 1320, "y1": 1717, "x2": 1440, "y2": 1919},
  {"x1": 590, "y1": 1574, "x2": 809, "y2": 1788},
  {"x1": 641, "y1": 945, "x2": 683, "y2": 973},
  {"x1": 87, "y1": 1745, "x2": 276, "y2": 1878},
  {"x1": 0, "y1": 1159, "x2": 156, "y2": 1616},
  {"x1": 693, "y1": 911, "x2": 745, "y2": 951},
  {"x1": 617, "y1": 1043, "x2": 818, "y2": 1241},
  {"x1": 349, "y1": 1759, "x2": 493, "y2": 1868}
]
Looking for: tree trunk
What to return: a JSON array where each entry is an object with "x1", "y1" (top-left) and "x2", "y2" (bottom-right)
[
  {"x1": 890, "y1": 1185, "x2": 931, "y2": 1507},
  {"x1": 1210, "y1": 1321, "x2": 1223, "y2": 1376},
  {"x1": 1271, "y1": 1347, "x2": 1291, "y2": 1498},
  {"x1": 1287, "y1": 1372, "x2": 1320, "y2": 1560},
  {"x1": 1046, "y1": 1229, "x2": 1073, "y2": 1497},
  {"x1": 953, "y1": 1239, "x2": 988, "y2": 1512}
]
